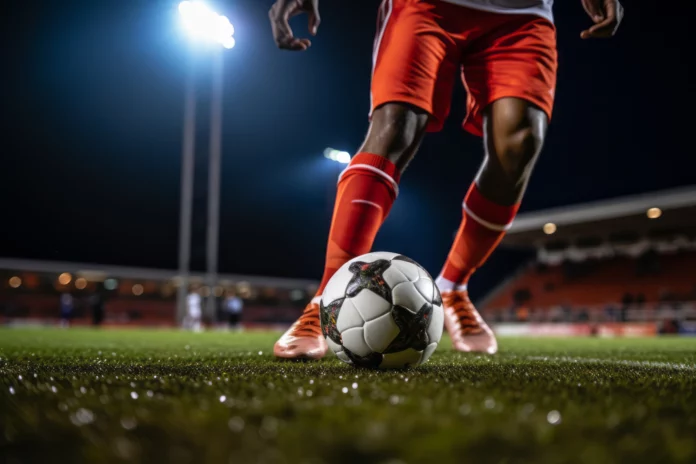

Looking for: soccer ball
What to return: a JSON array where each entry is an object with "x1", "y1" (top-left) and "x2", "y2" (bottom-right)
[{"x1": 320, "y1": 252, "x2": 444, "y2": 369}]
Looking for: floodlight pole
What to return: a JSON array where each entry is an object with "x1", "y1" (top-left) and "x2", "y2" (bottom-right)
[
  {"x1": 205, "y1": 49, "x2": 224, "y2": 320},
  {"x1": 176, "y1": 59, "x2": 197, "y2": 323}
]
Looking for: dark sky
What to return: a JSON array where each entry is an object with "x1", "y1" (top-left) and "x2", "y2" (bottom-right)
[{"x1": 2, "y1": 0, "x2": 696, "y2": 298}]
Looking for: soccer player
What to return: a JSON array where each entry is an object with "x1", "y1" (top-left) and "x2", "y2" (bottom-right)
[{"x1": 269, "y1": 0, "x2": 623, "y2": 358}]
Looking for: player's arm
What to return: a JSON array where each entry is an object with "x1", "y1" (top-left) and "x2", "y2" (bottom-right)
[
  {"x1": 269, "y1": 0, "x2": 320, "y2": 51},
  {"x1": 580, "y1": 0, "x2": 623, "y2": 39}
]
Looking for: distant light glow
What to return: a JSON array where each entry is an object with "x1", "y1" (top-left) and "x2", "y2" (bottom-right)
[
  {"x1": 9, "y1": 276, "x2": 22, "y2": 289},
  {"x1": 543, "y1": 223, "x2": 557, "y2": 235},
  {"x1": 75, "y1": 278, "x2": 87, "y2": 290},
  {"x1": 104, "y1": 279, "x2": 118, "y2": 291},
  {"x1": 179, "y1": 1, "x2": 235, "y2": 49},
  {"x1": 58, "y1": 273, "x2": 72, "y2": 285},
  {"x1": 132, "y1": 284, "x2": 144, "y2": 296},
  {"x1": 324, "y1": 148, "x2": 351, "y2": 164},
  {"x1": 647, "y1": 207, "x2": 662, "y2": 219}
]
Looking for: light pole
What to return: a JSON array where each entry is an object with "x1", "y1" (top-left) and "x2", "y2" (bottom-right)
[{"x1": 176, "y1": 1, "x2": 235, "y2": 323}]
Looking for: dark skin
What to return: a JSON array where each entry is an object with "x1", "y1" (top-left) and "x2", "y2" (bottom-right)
[{"x1": 269, "y1": 0, "x2": 623, "y2": 206}]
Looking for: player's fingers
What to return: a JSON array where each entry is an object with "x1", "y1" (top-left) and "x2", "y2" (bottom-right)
[
  {"x1": 283, "y1": 38, "x2": 311, "y2": 51},
  {"x1": 605, "y1": 0, "x2": 624, "y2": 27},
  {"x1": 592, "y1": 13, "x2": 618, "y2": 36},
  {"x1": 581, "y1": 0, "x2": 603, "y2": 22},
  {"x1": 269, "y1": 6, "x2": 294, "y2": 47},
  {"x1": 581, "y1": 17, "x2": 616, "y2": 39},
  {"x1": 308, "y1": 10, "x2": 320, "y2": 36}
]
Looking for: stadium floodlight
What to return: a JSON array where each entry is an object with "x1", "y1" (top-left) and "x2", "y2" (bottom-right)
[
  {"x1": 178, "y1": 1, "x2": 235, "y2": 49},
  {"x1": 324, "y1": 148, "x2": 351, "y2": 164},
  {"x1": 176, "y1": 1, "x2": 235, "y2": 323}
]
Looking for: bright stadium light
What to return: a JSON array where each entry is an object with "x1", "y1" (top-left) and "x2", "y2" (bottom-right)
[
  {"x1": 646, "y1": 207, "x2": 662, "y2": 219},
  {"x1": 324, "y1": 148, "x2": 351, "y2": 164},
  {"x1": 543, "y1": 222, "x2": 557, "y2": 235},
  {"x1": 178, "y1": 1, "x2": 235, "y2": 48}
]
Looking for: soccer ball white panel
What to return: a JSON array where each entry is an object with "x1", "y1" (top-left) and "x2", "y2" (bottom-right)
[
  {"x1": 326, "y1": 337, "x2": 343, "y2": 354},
  {"x1": 413, "y1": 277, "x2": 435, "y2": 303},
  {"x1": 382, "y1": 265, "x2": 409, "y2": 289},
  {"x1": 392, "y1": 281, "x2": 427, "y2": 314},
  {"x1": 420, "y1": 342, "x2": 438, "y2": 365},
  {"x1": 351, "y1": 289, "x2": 392, "y2": 322},
  {"x1": 322, "y1": 265, "x2": 355, "y2": 304},
  {"x1": 341, "y1": 327, "x2": 373, "y2": 357},
  {"x1": 336, "y1": 299, "x2": 364, "y2": 332},
  {"x1": 336, "y1": 351, "x2": 351, "y2": 364},
  {"x1": 390, "y1": 259, "x2": 421, "y2": 282},
  {"x1": 427, "y1": 304, "x2": 444, "y2": 344},
  {"x1": 363, "y1": 312, "x2": 400, "y2": 353},
  {"x1": 381, "y1": 349, "x2": 423, "y2": 369},
  {"x1": 416, "y1": 266, "x2": 431, "y2": 280}
]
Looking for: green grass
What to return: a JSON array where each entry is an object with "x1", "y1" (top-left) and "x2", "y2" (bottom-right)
[{"x1": 1, "y1": 329, "x2": 696, "y2": 463}]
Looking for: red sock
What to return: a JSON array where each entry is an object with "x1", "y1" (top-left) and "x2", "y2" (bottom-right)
[
  {"x1": 316, "y1": 153, "x2": 400, "y2": 296},
  {"x1": 439, "y1": 183, "x2": 520, "y2": 290}
]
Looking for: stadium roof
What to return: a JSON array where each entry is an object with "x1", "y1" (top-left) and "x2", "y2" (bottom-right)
[
  {"x1": 0, "y1": 258, "x2": 318, "y2": 289},
  {"x1": 504, "y1": 185, "x2": 696, "y2": 248}
]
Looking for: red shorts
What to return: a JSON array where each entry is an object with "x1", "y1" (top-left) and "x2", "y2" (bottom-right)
[{"x1": 370, "y1": 0, "x2": 558, "y2": 136}]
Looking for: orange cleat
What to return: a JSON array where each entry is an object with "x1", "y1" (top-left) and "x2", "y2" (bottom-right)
[
  {"x1": 442, "y1": 289, "x2": 498, "y2": 354},
  {"x1": 274, "y1": 297, "x2": 328, "y2": 360}
]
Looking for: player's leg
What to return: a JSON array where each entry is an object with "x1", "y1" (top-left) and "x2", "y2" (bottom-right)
[
  {"x1": 274, "y1": 0, "x2": 457, "y2": 359},
  {"x1": 273, "y1": 103, "x2": 429, "y2": 359},
  {"x1": 439, "y1": 99, "x2": 547, "y2": 354},
  {"x1": 437, "y1": 13, "x2": 557, "y2": 354}
]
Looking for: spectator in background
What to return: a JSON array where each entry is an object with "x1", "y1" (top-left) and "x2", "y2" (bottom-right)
[
  {"x1": 224, "y1": 291, "x2": 244, "y2": 331},
  {"x1": 515, "y1": 306, "x2": 529, "y2": 323},
  {"x1": 183, "y1": 286, "x2": 203, "y2": 332},
  {"x1": 636, "y1": 293, "x2": 646, "y2": 308},
  {"x1": 60, "y1": 293, "x2": 74, "y2": 327},
  {"x1": 90, "y1": 285, "x2": 106, "y2": 327}
]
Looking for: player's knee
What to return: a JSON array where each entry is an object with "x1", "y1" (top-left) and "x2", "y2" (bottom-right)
[
  {"x1": 360, "y1": 103, "x2": 429, "y2": 170},
  {"x1": 495, "y1": 126, "x2": 544, "y2": 182}
]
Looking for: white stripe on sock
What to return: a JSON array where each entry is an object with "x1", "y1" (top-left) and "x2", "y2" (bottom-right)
[
  {"x1": 351, "y1": 199, "x2": 383, "y2": 210},
  {"x1": 338, "y1": 164, "x2": 399, "y2": 196}
]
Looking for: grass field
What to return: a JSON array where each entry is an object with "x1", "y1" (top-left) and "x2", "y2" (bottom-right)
[{"x1": 1, "y1": 329, "x2": 696, "y2": 463}]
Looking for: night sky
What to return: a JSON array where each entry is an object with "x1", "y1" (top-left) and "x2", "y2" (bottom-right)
[{"x1": 3, "y1": 0, "x2": 696, "y2": 298}]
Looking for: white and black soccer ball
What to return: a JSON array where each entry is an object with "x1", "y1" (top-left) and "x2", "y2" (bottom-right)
[{"x1": 320, "y1": 252, "x2": 444, "y2": 369}]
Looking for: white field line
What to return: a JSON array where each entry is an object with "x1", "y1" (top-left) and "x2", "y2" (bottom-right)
[{"x1": 522, "y1": 355, "x2": 696, "y2": 372}]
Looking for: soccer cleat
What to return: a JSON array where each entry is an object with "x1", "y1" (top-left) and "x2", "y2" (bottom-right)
[
  {"x1": 274, "y1": 297, "x2": 328, "y2": 360},
  {"x1": 441, "y1": 289, "x2": 498, "y2": 354}
]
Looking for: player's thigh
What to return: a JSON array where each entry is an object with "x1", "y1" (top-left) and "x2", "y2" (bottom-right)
[
  {"x1": 460, "y1": 15, "x2": 557, "y2": 137},
  {"x1": 371, "y1": 0, "x2": 458, "y2": 134}
]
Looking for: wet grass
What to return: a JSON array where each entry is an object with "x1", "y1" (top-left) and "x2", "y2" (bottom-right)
[{"x1": 1, "y1": 329, "x2": 696, "y2": 463}]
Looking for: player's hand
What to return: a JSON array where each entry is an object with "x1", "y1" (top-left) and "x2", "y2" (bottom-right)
[
  {"x1": 580, "y1": 0, "x2": 623, "y2": 39},
  {"x1": 269, "y1": 0, "x2": 320, "y2": 51}
]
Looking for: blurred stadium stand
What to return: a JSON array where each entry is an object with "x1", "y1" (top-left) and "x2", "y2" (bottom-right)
[
  {"x1": 482, "y1": 186, "x2": 696, "y2": 336},
  {"x1": 0, "y1": 259, "x2": 317, "y2": 328}
]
